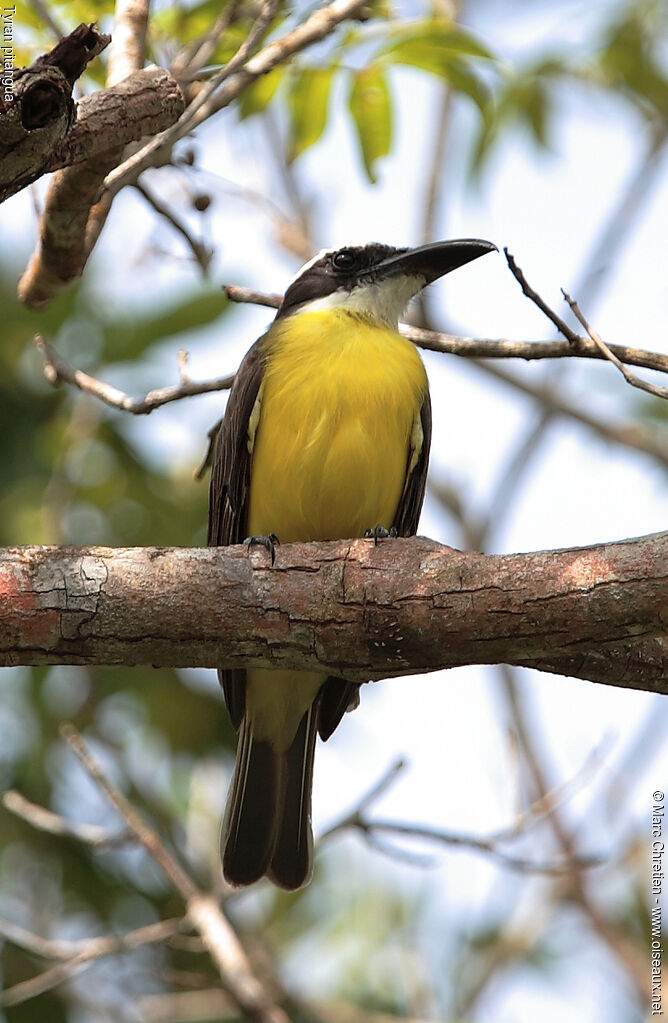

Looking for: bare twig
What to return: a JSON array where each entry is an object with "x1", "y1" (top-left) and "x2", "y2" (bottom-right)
[
  {"x1": 347, "y1": 817, "x2": 602, "y2": 875},
  {"x1": 349, "y1": 757, "x2": 407, "y2": 817},
  {"x1": 262, "y1": 108, "x2": 315, "y2": 261},
  {"x1": 485, "y1": 738, "x2": 611, "y2": 845},
  {"x1": 0, "y1": 915, "x2": 185, "y2": 962},
  {"x1": 473, "y1": 358, "x2": 668, "y2": 469},
  {"x1": 319, "y1": 757, "x2": 605, "y2": 876},
  {"x1": 1, "y1": 917, "x2": 186, "y2": 1007},
  {"x1": 177, "y1": 347, "x2": 191, "y2": 383},
  {"x1": 134, "y1": 181, "x2": 213, "y2": 274},
  {"x1": 60, "y1": 724, "x2": 289, "y2": 1023},
  {"x1": 468, "y1": 132, "x2": 668, "y2": 556},
  {"x1": 225, "y1": 284, "x2": 281, "y2": 308},
  {"x1": 105, "y1": 0, "x2": 284, "y2": 195},
  {"x1": 35, "y1": 324, "x2": 668, "y2": 473},
  {"x1": 36, "y1": 275, "x2": 668, "y2": 472},
  {"x1": 563, "y1": 290, "x2": 668, "y2": 400},
  {"x1": 224, "y1": 283, "x2": 668, "y2": 378},
  {"x1": 172, "y1": 0, "x2": 242, "y2": 80},
  {"x1": 102, "y1": 0, "x2": 373, "y2": 197},
  {"x1": 504, "y1": 249, "x2": 580, "y2": 344},
  {"x1": 2, "y1": 789, "x2": 132, "y2": 848},
  {"x1": 318, "y1": 758, "x2": 408, "y2": 841},
  {"x1": 182, "y1": 0, "x2": 283, "y2": 113},
  {"x1": 222, "y1": 283, "x2": 668, "y2": 468},
  {"x1": 499, "y1": 666, "x2": 648, "y2": 997},
  {"x1": 28, "y1": 0, "x2": 66, "y2": 41},
  {"x1": 505, "y1": 251, "x2": 665, "y2": 399},
  {"x1": 61, "y1": 723, "x2": 198, "y2": 898},
  {"x1": 35, "y1": 334, "x2": 234, "y2": 414}
]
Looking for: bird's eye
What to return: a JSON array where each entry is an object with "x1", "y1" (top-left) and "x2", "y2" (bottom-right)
[{"x1": 331, "y1": 249, "x2": 358, "y2": 272}]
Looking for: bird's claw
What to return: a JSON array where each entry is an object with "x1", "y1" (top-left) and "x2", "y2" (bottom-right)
[
  {"x1": 363, "y1": 525, "x2": 398, "y2": 546},
  {"x1": 244, "y1": 533, "x2": 280, "y2": 565}
]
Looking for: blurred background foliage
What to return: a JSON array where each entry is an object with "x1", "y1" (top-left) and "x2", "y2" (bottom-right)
[{"x1": 1, "y1": 0, "x2": 667, "y2": 1021}]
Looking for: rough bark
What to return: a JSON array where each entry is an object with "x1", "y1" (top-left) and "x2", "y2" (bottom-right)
[
  {"x1": 14, "y1": 62, "x2": 184, "y2": 306},
  {"x1": 0, "y1": 23, "x2": 112, "y2": 199},
  {"x1": 1, "y1": 66, "x2": 184, "y2": 205},
  {"x1": 0, "y1": 534, "x2": 666, "y2": 692}
]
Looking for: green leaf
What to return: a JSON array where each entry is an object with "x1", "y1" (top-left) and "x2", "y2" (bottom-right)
[
  {"x1": 524, "y1": 81, "x2": 549, "y2": 147},
  {"x1": 348, "y1": 64, "x2": 393, "y2": 183},
  {"x1": 239, "y1": 66, "x2": 285, "y2": 118},
  {"x1": 375, "y1": 18, "x2": 494, "y2": 114},
  {"x1": 288, "y1": 66, "x2": 335, "y2": 160},
  {"x1": 154, "y1": 0, "x2": 238, "y2": 47},
  {"x1": 379, "y1": 18, "x2": 494, "y2": 62},
  {"x1": 597, "y1": 6, "x2": 668, "y2": 118},
  {"x1": 385, "y1": 41, "x2": 491, "y2": 111},
  {"x1": 471, "y1": 65, "x2": 558, "y2": 174}
]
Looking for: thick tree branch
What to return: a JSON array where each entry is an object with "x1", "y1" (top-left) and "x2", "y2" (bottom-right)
[
  {"x1": 0, "y1": 23, "x2": 110, "y2": 196},
  {"x1": 17, "y1": 0, "x2": 172, "y2": 308},
  {"x1": 1, "y1": 66, "x2": 185, "y2": 205},
  {"x1": 15, "y1": 0, "x2": 368, "y2": 307},
  {"x1": 0, "y1": 534, "x2": 666, "y2": 691},
  {"x1": 106, "y1": 0, "x2": 151, "y2": 87}
]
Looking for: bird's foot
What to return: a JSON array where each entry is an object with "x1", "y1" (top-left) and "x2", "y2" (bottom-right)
[
  {"x1": 244, "y1": 533, "x2": 280, "y2": 565},
  {"x1": 364, "y1": 525, "x2": 398, "y2": 546}
]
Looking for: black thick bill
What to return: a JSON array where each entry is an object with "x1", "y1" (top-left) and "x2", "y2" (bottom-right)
[{"x1": 371, "y1": 238, "x2": 497, "y2": 285}]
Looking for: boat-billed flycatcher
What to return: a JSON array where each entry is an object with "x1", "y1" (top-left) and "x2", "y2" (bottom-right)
[{"x1": 208, "y1": 238, "x2": 496, "y2": 890}]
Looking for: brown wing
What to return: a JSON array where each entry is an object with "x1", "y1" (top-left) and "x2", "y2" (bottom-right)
[
  {"x1": 319, "y1": 391, "x2": 432, "y2": 741},
  {"x1": 208, "y1": 337, "x2": 267, "y2": 729},
  {"x1": 208, "y1": 338, "x2": 266, "y2": 547}
]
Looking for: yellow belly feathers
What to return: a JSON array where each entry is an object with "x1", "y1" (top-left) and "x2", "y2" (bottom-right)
[
  {"x1": 244, "y1": 308, "x2": 427, "y2": 749},
  {"x1": 248, "y1": 308, "x2": 428, "y2": 542}
]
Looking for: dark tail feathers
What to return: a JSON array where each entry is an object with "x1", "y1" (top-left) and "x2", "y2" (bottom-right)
[{"x1": 222, "y1": 705, "x2": 318, "y2": 890}]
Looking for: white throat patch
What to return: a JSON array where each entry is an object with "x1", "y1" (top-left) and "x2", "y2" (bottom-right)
[{"x1": 293, "y1": 274, "x2": 426, "y2": 329}]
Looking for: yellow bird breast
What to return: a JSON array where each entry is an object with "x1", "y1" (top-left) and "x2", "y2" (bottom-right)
[{"x1": 247, "y1": 309, "x2": 428, "y2": 542}]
